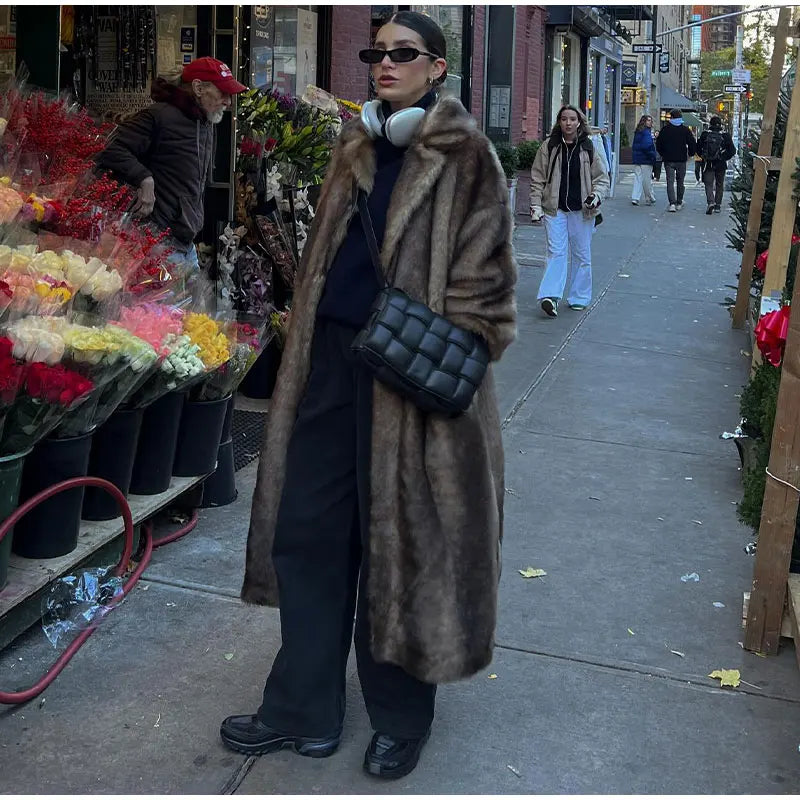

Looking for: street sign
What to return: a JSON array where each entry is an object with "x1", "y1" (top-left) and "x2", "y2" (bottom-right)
[
  {"x1": 631, "y1": 42, "x2": 662, "y2": 54},
  {"x1": 724, "y1": 84, "x2": 747, "y2": 93},
  {"x1": 659, "y1": 52, "x2": 670, "y2": 73},
  {"x1": 731, "y1": 68, "x2": 751, "y2": 84},
  {"x1": 711, "y1": 69, "x2": 732, "y2": 77}
]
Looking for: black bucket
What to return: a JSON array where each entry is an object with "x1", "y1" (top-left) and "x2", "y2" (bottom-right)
[
  {"x1": 82, "y1": 407, "x2": 144, "y2": 521},
  {"x1": 172, "y1": 395, "x2": 230, "y2": 477},
  {"x1": 13, "y1": 430, "x2": 94, "y2": 559},
  {"x1": 201, "y1": 439, "x2": 238, "y2": 507},
  {"x1": 0, "y1": 450, "x2": 29, "y2": 589},
  {"x1": 220, "y1": 395, "x2": 235, "y2": 442},
  {"x1": 129, "y1": 391, "x2": 185, "y2": 495}
]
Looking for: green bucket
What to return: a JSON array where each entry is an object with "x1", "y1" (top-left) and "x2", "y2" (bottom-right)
[{"x1": 0, "y1": 450, "x2": 29, "y2": 591}]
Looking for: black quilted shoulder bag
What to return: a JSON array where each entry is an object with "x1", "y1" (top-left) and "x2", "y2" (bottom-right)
[{"x1": 351, "y1": 191, "x2": 489, "y2": 417}]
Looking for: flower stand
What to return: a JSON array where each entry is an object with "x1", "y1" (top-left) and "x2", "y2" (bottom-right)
[
  {"x1": 129, "y1": 391, "x2": 185, "y2": 495},
  {"x1": 172, "y1": 394, "x2": 231, "y2": 477},
  {"x1": 13, "y1": 431, "x2": 94, "y2": 559},
  {"x1": 0, "y1": 451, "x2": 29, "y2": 589},
  {"x1": 82, "y1": 407, "x2": 145, "y2": 521},
  {"x1": 201, "y1": 396, "x2": 237, "y2": 507}
]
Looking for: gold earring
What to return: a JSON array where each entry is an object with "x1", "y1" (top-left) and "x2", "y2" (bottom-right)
[{"x1": 427, "y1": 77, "x2": 434, "y2": 86}]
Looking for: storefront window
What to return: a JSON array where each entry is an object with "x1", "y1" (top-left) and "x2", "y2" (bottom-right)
[
  {"x1": 561, "y1": 36, "x2": 572, "y2": 107},
  {"x1": 604, "y1": 62, "x2": 618, "y2": 151},
  {"x1": 157, "y1": 6, "x2": 198, "y2": 76},
  {"x1": 247, "y1": 5, "x2": 317, "y2": 96}
]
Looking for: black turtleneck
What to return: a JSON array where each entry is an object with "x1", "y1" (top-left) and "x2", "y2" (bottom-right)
[
  {"x1": 558, "y1": 139, "x2": 583, "y2": 212},
  {"x1": 316, "y1": 92, "x2": 435, "y2": 329}
]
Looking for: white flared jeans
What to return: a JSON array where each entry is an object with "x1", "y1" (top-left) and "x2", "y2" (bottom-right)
[{"x1": 537, "y1": 210, "x2": 593, "y2": 307}]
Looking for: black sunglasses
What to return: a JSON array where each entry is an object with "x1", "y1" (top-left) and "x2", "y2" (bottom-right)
[{"x1": 358, "y1": 47, "x2": 438, "y2": 64}]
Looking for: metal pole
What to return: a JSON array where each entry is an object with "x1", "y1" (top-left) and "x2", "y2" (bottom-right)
[{"x1": 734, "y1": 23, "x2": 743, "y2": 159}]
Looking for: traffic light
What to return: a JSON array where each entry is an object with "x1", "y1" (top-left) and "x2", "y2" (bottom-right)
[{"x1": 717, "y1": 101, "x2": 725, "y2": 112}]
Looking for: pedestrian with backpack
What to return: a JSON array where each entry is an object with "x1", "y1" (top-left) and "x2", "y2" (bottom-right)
[
  {"x1": 697, "y1": 115, "x2": 736, "y2": 214},
  {"x1": 655, "y1": 109, "x2": 696, "y2": 212},
  {"x1": 530, "y1": 105, "x2": 610, "y2": 317}
]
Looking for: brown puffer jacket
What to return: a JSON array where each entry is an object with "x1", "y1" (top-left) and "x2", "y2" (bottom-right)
[{"x1": 96, "y1": 78, "x2": 214, "y2": 250}]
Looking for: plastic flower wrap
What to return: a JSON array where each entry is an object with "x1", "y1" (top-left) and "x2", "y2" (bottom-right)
[
  {"x1": 7, "y1": 315, "x2": 130, "y2": 438},
  {"x1": 191, "y1": 315, "x2": 275, "y2": 402},
  {"x1": 0, "y1": 184, "x2": 23, "y2": 223},
  {"x1": 0, "y1": 322, "x2": 94, "y2": 456},
  {"x1": 113, "y1": 302, "x2": 184, "y2": 355},
  {"x1": 60, "y1": 324, "x2": 158, "y2": 436},
  {"x1": 0, "y1": 335, "x2": 27, "y2": 440}
]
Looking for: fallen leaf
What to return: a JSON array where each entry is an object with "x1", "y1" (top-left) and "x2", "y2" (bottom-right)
[
  {"x1": 628, "y1": 628, "x2": 635, "y2": 636},
  {"x1": 224, "y1": 652, "x2": 235, "y2": 661},
  {"x1": 518, "y1": 567, "x2": 547, "y2": 579},
  {"x1": 488, "y1": 673, "x2": 498, "y2": 680},
  {"x1": 708, "y1": 668, "x2": 741, "y2": 688},
  {"x1": 507, "y1": 765, "x2": 522, "y2": 778}
]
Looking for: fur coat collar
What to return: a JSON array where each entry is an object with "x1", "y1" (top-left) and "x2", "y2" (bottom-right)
[{"x1": 242, "y1": 96, "x2": 517, "y2": 683}]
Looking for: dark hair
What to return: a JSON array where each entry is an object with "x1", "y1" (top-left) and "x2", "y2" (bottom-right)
[
  {"x1": 381, "y1": 10, "x2": 448, "y2": 85},
  {"x1": 670, "y1": 109, "x2": 683, "y2": 119},
  {"x1": 549, "y1": 105, "x2": 591, "y2": 141},
  {"x1": 709, "y1": 115, "x2": 723, "y2": 129},
  {"x1": 635, "y1": 114, "x2": 652, "y2": 133}
]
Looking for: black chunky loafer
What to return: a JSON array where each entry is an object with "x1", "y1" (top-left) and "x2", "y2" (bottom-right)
[
  {"x1": 220, "y1": 714, "x2": 340, "y2": 758},
  {"x1": 363, "y1": 730, "x2": 431, "y2": 779}
]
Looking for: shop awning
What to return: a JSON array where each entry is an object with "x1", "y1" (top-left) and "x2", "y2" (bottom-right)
[
  {"x1": 661, "y1": 86, "x2": 698, "y2": 112},
  {"x1": 682, "y1": 111, "x2": 703, "y2": 129}
]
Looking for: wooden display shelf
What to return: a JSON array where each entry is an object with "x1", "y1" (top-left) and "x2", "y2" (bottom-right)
[{"x1": 0, "y1": 475, "x2": 205, "y2": 649}]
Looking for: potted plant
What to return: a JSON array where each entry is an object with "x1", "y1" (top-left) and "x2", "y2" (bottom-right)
[
  {"x1": 494, "y1": 142, "x2": 519, "y2": 216},
  {"x1": 514, "y1": 140, "x2": 540, "y2": 218}
]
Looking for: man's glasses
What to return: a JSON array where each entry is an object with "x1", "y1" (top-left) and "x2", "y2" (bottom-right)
[{"x1": 358, "y1": 47, "x2": 438, "y2": 64}]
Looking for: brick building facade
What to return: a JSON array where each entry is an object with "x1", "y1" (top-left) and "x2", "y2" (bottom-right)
[
  {"x1": 329, "y1": 6, "x2": 372, "y2": 102},
  {"x1": 512, "y1": 5, "x2": 547, "y2": 142}
]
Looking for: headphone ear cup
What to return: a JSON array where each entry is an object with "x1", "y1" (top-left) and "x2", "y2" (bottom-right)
[
  {"x1": 360, "y1": 100, "x2": 383, "y2": 139},
  {"x1": 383, "y1": 107, "x2": 426, "y2": 147}
]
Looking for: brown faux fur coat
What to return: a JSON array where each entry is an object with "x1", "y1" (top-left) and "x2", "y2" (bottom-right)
[{"x1": 242, "y1": 95, "x2": 518, "y2": 684}]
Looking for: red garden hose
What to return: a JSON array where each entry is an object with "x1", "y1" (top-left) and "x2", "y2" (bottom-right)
[{"x1": 0, "y1": 477, "x2": 198, "y2": 705}]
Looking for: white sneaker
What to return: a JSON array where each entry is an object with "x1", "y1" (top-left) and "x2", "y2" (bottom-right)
[
  {"x1": 676, "y1": 202, "x2": 684, "y2": 210},
  {"x1": 668, "y1": 204, "x2": 677, "y2": 212},
  {"x1": 540, "y1": 298, "x2": 558, "y2": 318},
  {"x1": 631, "y1": 200, "x2": 639, "y2": 205}
]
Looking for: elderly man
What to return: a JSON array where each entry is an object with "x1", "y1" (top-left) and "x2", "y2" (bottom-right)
[{"x1": 97, "y1": 57, "x2": 247, "y2": 276}]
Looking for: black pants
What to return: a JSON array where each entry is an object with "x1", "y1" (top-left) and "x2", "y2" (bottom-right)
[
  {"x1": 694, "y1": 160, "x2": 702, "y2": 182},
  {"x1": 703, "y1": 162, "x2": 726, "y2": 207},
  {"x1": 664, "y1": 161, "x2": 687, "y2": 205},
  {"x1": 258, "y1": 319, "x2": 436, "y2": 739}
]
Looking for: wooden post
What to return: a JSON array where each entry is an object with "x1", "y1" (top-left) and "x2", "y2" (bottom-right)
[
  {"x1": 732, "y1": 7, "x2": 791, "y2": 329},
  {"x1": 745, "y1": 59, "x2": 800, "y2": 655}
]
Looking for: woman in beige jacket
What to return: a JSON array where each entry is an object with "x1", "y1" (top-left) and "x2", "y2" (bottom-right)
[{"x1": 529, "y1": 105, "x2": 610, "y2": 317}]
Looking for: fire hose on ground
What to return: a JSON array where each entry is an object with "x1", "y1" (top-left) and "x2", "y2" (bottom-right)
[{"x1": 0, "y1": 476, "x2": 198, "y2": 705}]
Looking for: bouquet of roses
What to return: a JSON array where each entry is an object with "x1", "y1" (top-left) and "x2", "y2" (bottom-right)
[
  {"x1": 190, "y1": 315, "x2": 274, "y2": 402},
  {"x1": 0, "y1": 322, "x2": 94, "y2": 455},
  {"x1": 7, "y1": 314, "x2": 132, "y2": 438},
  {"x1": 116, "y1": 302, "x2": 208, "y2": 409}
]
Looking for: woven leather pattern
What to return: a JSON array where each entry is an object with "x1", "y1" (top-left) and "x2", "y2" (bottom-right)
[{"x1": 352, "y1": 288, "x2": 489, "y2": 416}]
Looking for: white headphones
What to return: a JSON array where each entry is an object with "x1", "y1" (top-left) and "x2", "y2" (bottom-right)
[{"x1": 360, "y1": 100, "x2": 426, "y2": 147}]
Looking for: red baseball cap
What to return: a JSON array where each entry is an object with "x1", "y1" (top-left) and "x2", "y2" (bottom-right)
[{"x1": 182, "y1": 57, "x2": 247, "y2": 95}]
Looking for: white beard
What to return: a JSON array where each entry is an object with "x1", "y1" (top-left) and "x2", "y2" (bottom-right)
[{"x1": 208, "y1": 110, "x2": 225, "y2": 124}]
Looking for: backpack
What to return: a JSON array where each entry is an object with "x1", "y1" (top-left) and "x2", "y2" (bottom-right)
[{"x1": 703, "y1": 131, "x2": 725, "y2": 163}]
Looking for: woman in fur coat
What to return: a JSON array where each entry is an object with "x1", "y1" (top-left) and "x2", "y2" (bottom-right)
[{"x1": 221, "y1": 11, "x2": 517, "y2": 780}]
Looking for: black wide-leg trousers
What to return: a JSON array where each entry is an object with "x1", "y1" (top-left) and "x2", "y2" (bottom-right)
[{"x1": 258, "y1": 319, "x2": 436, "y2": 740}]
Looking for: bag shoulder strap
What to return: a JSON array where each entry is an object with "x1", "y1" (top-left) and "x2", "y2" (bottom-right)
[{"x1": 357, "y1": 190, "x2": 388, "y2": 288}]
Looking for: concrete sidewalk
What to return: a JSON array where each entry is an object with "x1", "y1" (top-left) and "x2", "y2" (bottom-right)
[{"x1": 2, "y1": 175, "x2": 800, "y2": 794}]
